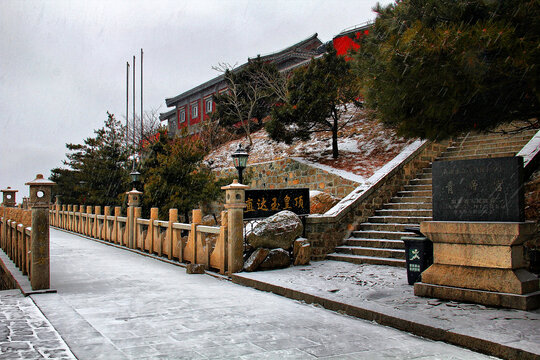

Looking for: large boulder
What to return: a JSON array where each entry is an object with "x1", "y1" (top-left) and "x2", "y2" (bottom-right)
[
  {"x1": 310, "y1": 192, "x2": 340, "y2": 214},
  {"x1": 243, "y1": 248, "x2": 270, "y2": 272},
  {"x1": 259, "y1": 248, "x2": 291, "y2": 270},
  {"x1": 246, "y1": 210, "x2": 303, "y2": 250}
]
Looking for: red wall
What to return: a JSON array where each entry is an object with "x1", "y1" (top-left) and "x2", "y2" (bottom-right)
[{"x1": 332, "y1": 29, "x2": 369, "y2": 59}]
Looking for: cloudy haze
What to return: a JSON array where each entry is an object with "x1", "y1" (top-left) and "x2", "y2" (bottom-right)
[{"x1": 0, "y1": 0, "x2": 389, "y2": 198}]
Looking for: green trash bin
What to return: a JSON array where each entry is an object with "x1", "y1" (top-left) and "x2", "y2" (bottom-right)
[{"x1": 402, "y1": 227, "x2": 433, "y2": 285}]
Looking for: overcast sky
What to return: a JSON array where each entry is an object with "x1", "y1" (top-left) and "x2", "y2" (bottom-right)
[{"x1": 0, "y1": 0, "x2": 389, "y2": 199}]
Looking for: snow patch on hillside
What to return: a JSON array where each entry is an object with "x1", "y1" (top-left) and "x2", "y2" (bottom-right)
[{"x1": 206, "y1": 109, "x2": 417, "y2": 182}]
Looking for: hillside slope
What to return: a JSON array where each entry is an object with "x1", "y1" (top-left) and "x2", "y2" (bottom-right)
[{"x1": 205, "y1": 109, "x2": 416, "y2": 183}]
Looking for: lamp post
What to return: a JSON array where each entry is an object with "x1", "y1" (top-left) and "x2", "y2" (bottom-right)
[
  {"x1": 130, "y1": 169, "x2": 141, "y2": 189},
  {"x1": 231, "y1": 144, "x2": 249, "y2": 184}
]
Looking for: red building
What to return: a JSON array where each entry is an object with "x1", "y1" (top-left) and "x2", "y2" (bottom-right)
[{"x1": 160, "y1": 23, "x2": 371, "y2": 137}]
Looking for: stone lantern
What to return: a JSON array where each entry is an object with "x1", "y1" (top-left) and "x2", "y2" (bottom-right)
[
  {"x1": 1, "y1": 187, "x2": 18, "y2": 207},
  {"x1": 25, "y1": 174, "x2": 56, "y2": 290},
  {"x1": 25, "y1": 174, "x2": 55, "y2": 208}
]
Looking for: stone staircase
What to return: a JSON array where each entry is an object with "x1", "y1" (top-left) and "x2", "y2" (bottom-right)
[{"x1": 327, "y1": 128, "x2": 538, "y2": 267}]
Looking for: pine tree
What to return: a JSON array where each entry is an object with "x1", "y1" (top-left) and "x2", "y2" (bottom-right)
[
  {"x1": 51, "y1": 112, "x2": 131, "y2": 205},
  {"x1": 141, "y1": 134, "x2": 228, "y2": 219},
  {"x1": 266, "y1": 48, "x2": 361, "y2": 159},
  {"x1": 354, "y1": 0, "x2": 540, "y2": 139}
]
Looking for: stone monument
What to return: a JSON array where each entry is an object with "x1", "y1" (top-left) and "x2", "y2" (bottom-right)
[{"x1": 415, "y1": 157, "x2": 540, "y2": 310}]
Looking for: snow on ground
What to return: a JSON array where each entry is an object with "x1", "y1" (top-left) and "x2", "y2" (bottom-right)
[{"x1": 206, "y1": 108, "x2": 417, "y2": 180}]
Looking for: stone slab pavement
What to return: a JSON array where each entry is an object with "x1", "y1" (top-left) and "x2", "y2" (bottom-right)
[
  {"x1": 21, "y1": 229, "x2": 500, "y2": 359},
  {"x1": 232, "y1": 261, "x2": 540, "y2": 360},
  {"x1": 0, "y1": 289, "x2": 75, "y2": 359}
]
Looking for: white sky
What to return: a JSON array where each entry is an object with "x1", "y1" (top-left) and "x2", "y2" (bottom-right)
[{"x1": 0, "y1": 0, "x2": 389, "y2": 198}]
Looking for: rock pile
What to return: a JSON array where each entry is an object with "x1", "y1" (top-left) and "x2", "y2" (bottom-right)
[{"x1": 244, "y1": 211, "x2": 311, "y2": 272}]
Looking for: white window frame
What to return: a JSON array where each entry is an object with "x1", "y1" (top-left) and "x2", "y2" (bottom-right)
[
  {"x1": 191, "y1": 102, "x2": 198, "y2": 119},
  {"x1": 178, "y1": 108, "x2": 186, "y2": 124},
  {"x1": 205, "y1": 97, "x2": 213, "y2": 114}
]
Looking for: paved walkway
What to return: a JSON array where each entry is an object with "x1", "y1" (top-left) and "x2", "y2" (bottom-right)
[
  {"x1": 10, "y1": 229, "x2": 499, "y2": 359},
  {"x1": 233, "y1": 260, "x2": 540, "y2": 360},
  {"x1": 0, "y1": 289, "x2": 75, "y2": 359}
]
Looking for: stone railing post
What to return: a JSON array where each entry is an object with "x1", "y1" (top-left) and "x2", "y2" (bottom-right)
[
  {"x1": 127, "y1": 188, "x2": 142, "y2": 249},
  {"x1": 221, "y1": 180, "x2": 248, "y2": 274},
  {"x1": 103, "y1": 206, "x2": 110, "y2": 241},
  {"x1": 94, "y1": 206, "x2": 101, "y2": 238},
  {"x1": 134, "y1": 206, "x2": 142, "y2": 249},
  {"x1": 68, "y1": 205, "x2": 73, "y2": 231},
  {"x1": 148, "y1": 207, "x2": 158, "y2": 253},
  {"x1": 25, "y1": 174, "x2": 55, "y2": 290},
  {"x1": 113, "y1": 206, "x2": 121, "y2": 244},
  {"x1": 85, "y1": 206, "x2": 92, "y2": 236},
  {"x1": 167, "y1": 209, "x2": 178, "y2": 260}
]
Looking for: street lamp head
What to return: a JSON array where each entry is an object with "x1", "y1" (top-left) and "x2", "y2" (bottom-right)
[
  {"x1": 130, "y1": 170, "x2": 141, "y2": 184},
  {"x1": 231, "y1": 144, "x2": 249, "y2": 184},
  {"x1": 232, "y1": 144, "x2": 249, "y2": 170}
]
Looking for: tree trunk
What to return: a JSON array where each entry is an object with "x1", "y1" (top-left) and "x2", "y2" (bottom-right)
[{"x1": 332, "y1": 119, "x2": 339, "y2": 159}]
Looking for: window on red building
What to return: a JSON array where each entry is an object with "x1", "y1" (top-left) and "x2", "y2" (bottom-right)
[
  {"x1": 177, "y1": 108, "x2": 186, "y2": 127},
  {"x1": 205, "y1": 97, "x2": 213, "y2": 114},
  {"x1": 191, "y1": 103, "x2": 198, "y2": 119}
]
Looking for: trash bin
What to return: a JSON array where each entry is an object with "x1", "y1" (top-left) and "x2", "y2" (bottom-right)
[{"x1": 402, "y1": 227, "x2": 433, "y2": 285}]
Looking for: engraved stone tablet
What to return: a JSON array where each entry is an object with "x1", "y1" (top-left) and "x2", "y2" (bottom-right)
[{"x1": 432, "y1": 157, "x2": 524, "y2": 222}]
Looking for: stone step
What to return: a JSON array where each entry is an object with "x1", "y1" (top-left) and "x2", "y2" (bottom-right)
[
  {"x1": 335, "y1": 246, "x2": 405, "y2": 259},
  {"x1": 359, "y1": 223, "x2": 421, "y2": 232},
  {"x1": 329, "y1": 126, "x2": 538, "y2": 269},
  {"x1": 368, "y1": 215, "x2": 432, "y2": 224},
  {"x1": 439, "y1": 146, "x2": 521, "y2": 158},
  {"x1": 376, "y1": 208, "x2": 433, "y2": 217},
  {"x1": 416, "y1": 173, "x2": 433, "y2": 180},
  {"x1": 437, "y1": 151, "x2": 516, "y2": 162},
  {"x1": 409, "y1": 178, "x2": 432, "y2": 185},
  {"x1": 350, "y1": 230, "x2": 414, "y2": 240},
  {"x1": 390, "y1": 196, "x2": 432, "y2": 204},
  {"x1": 452, "y1": 131, "x2": 537, "y2": 143},
  {"x1": 396, "y1": 190, "x2": 432, "y2": 197},
  {"x1": 444, "y1": 141, "x2": 528, "y2": 153},
  {"x1": 344, "y1": 238, "x2": 405, "y2": 249},
  {"x1": 403, "y1": 184, "x2": 432, "y2": 191},
  {"x1": 326, "y1": 253, "x2": 406, "y2": 267},
  {"x1": 382, "y1": 202, "x2": 432, "y2": 210}
]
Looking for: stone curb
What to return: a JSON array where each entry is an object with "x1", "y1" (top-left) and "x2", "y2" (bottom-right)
[
  {"x1": 231, "y1": 273, "x2": 538, "y2": 360},
  {"x1": 0, "y1": 249, "x2": 56, "y2": 296}
]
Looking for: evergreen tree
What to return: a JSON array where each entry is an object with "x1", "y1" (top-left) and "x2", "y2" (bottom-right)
[
  {"x1": 354, "y1": 0, "x2": 540, "y2": 139},
  {"x1": 266, "y1": 48, "x2": 361, "y2": 159},
  {"x1": 141, "y1": 133, "x2": 228, "y2": 219},
  {"x1": 50, "y1": 112, "x2": 130, "y2": 205}
]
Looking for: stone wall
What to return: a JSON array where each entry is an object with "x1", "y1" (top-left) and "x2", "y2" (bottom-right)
[
  {"x1": 306, "y1": 140, "x2": 450, "y2": 260},
  {"x1": 214, "y1": 158, "x2": 360, "y2": 199}
]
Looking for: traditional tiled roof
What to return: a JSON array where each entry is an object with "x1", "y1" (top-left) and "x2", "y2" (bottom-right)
[
  {"x1": 164, "y1": 33, "x2": 323, "y2": 109},
  {"x1": 159, "y1": 108, "x2": 176, "y2": 122},
  {"x1": 334, "y1": 21, "x2": 372, "y2": 39}
]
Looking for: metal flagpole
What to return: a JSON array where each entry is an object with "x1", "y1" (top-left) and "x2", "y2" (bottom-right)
[
  {"x1": 133, "y1": 55, "x2": 136, "y2": 148},
  {"x1": 141, "y1": 48, "x2": 144, "y2": 142},
  {"x1": 126, "y1": 62, "x2": 129, "y2": 141}
]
